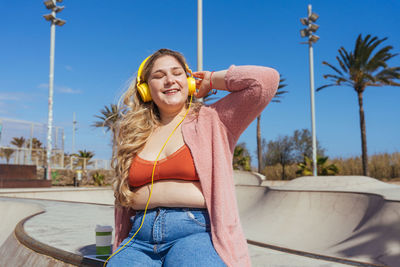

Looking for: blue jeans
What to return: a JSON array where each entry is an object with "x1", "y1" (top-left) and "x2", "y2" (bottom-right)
[{"x1": 107, "y1": 207, "x2": 227, "y2": 266}]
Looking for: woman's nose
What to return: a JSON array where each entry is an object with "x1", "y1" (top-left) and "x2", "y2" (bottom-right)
[{"x1": 164, "y1": 74, "x2": 175, "y2": 85}]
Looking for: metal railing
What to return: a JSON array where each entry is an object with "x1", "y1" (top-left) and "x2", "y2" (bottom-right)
[{"x1": 0, "y1": 146, "x2": 111, "y2": 170}]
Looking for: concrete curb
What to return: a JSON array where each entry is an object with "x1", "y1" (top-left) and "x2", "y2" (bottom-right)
[{"x1": 14, "y1": 209, "x2": 101, "y2": 267}]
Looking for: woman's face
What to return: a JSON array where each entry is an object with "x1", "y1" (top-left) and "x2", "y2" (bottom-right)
[{"x1": 147, "y1": 55, "x2": 189, "y2": 114}]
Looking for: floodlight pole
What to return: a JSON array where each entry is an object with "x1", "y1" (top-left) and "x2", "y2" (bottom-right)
[
  {"x1": 46, "y1": 6, "x2": 56, "y2": 180},
  {"x1": 300, "y1": 4, "x2": 319, "y2": 176},
  {"x1": 308, "y1": 38, "x2": 317, "y2": 176},
  {"x1": 43, "y1": 0, "x2": 65, "y2": 180},
  {"x1": 307, "y1": 4, "x2": 318, "y2": 176}
]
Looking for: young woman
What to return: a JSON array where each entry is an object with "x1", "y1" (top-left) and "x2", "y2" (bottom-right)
[{"x1": 107, "y1": 48, "x2": 279, "y2": 266}]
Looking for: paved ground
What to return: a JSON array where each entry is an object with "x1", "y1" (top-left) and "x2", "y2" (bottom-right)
[
  {"x1": 1, "y1": 173, "x2": 399, "y2": 266},
  {"x1": 0, "y1": 196, "x2": 348, "y2": 267}
]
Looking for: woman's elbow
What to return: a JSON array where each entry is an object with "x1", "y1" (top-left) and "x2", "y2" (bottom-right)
[
  {"x1": 259, "y1": 67, "x2": 280, "y2": 93},
  {"x1": 251, "y1": 67, "x2": 280, "y2": 105}
]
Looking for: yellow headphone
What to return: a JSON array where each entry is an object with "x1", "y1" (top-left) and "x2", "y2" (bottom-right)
[
  {"x1": 136, "y1": 55, "x2": 197, "y2": 102},
  {"x1": 104, "y1": 54, "x2": 195, "y2": 266}
]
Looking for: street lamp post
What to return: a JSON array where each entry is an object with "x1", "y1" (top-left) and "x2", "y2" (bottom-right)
[
  {"x1": 197, "y1": 0, "x2": 203, "y2": 72},
  {"x1": 43, "y1": 0, "x2": 66, "y2": 180},
  {"x1": 300, "y1": 4, "x2": 319, "y2": 176}
]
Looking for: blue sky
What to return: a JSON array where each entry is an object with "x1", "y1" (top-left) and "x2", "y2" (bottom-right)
[{"x1": 0, "y1": 0, "x2": 399, "y2": 165}]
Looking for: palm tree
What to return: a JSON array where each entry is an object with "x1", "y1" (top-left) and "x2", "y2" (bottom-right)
[
  {"x1": 257, "y1": 75, "x2": 288, "y2": 173},
  {"x1": 93, "y1": 104, "x2": 120, "y2": 133},
  {"x1": 11, "y1": 136, "x2": 25, "y2": 147},
  {"x1": 296, "y1": 155, "x2": 339, "y2": 176},
  {"x1": 0, "y1": 148, "x2": 14, "y2": 163},
  {"x1": 318, "y1": 34, "x2": 400, "y2": 176},
  {"x1": 73, "y1": 149, "x2": 95, "y2": 170}
]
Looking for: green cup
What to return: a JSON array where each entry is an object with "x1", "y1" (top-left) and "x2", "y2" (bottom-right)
[{"x1": 95, "y1": 225, "x2": 113, "y2": 256}]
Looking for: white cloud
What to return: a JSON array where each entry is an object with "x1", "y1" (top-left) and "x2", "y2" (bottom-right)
[
  {"x1": 58, "y1": 87, "x2": 82, "y2": 94},
  {"x1": 0, "y1": 92, "x2": 24, "y2": 101},
  {"x1": 37, "y1": 83, "x2": 48, "y2": 90},
  {"x1": 37, "y1": 83, "x2": 82, "y2": 94}
]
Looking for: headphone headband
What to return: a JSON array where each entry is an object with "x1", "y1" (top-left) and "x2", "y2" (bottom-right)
[{"x1": 135, "y1": 54, "x2": 196, "y2": 102}]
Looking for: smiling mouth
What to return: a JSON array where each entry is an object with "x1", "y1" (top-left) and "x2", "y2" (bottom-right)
[{"x1": 163, "y1": 89, "x2": 180, "y2": 94}]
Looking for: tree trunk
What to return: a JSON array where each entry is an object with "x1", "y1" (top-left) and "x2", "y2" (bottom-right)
[
  {"x1": 257, "y1": 116, "x2": 262, "y2": 173},
  {"x1": 357, "y1": 90, "x2": 369, "y2": 176}
]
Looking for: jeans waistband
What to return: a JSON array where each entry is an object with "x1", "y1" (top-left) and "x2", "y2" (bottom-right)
[{"x1": 136, "y1": 207, "x2": 207, "y2": 212}]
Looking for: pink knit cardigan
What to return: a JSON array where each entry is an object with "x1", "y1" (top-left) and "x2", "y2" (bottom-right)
[{"x1": 113, "y1": 65, "x2": 279, "y2": 266}]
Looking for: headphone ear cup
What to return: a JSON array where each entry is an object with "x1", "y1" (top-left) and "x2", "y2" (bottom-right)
[
  {"x1": 187, "y1": 77, "x2": 196, "y2": 96},
  {"x1": 137, "y1": 83, "x2": 152, "y2": 102}
]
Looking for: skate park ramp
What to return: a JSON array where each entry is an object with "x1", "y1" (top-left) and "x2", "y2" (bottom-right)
[
  {"x1": 0, "y1": 187, "x2": 114, "y2": 205},
  {"x1": 0, "y1": 174, "x2": 399, "y2": 266},
  {"x1": 236, "y1": 172, "x2": 400, "y2": 266},
  {"x1": 0, "y1": 200, "x2": 44, "y2": 246},
  {"x1": 0, "y1": 189, "x2": 114, "y2": 267}
]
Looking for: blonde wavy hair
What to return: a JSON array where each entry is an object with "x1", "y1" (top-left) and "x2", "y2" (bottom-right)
[{"x1": 112, "y1": 48, "x2": 203, "y2": 207}]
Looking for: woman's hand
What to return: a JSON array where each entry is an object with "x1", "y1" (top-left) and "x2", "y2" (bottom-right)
[
  {"x1": 192, "y1": 71, "x2": 213, "y2": 98},
  {"x1": 192, "y1": 70, "x2": 228, "y2": 98}
]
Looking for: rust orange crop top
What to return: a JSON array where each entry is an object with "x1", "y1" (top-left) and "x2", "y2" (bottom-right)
[{"x1": 128, "y1": 144, "x2": 200, "y2": 187}]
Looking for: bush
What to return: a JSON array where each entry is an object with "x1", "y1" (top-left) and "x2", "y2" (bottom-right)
[
  {"x1": 262, "y1": 152, "x2": 400, "y2": 180},
  {"x1": 92, "y1": 172, "x2": 105, "y2": 186}
]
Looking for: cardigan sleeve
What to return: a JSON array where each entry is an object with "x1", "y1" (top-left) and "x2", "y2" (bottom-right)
[
  {"x1": 210, "y1": 65, "x2": 280, "y2": 150},
  {"x1": 113, "y1": 205, "x2": 136, "y2": 251}
]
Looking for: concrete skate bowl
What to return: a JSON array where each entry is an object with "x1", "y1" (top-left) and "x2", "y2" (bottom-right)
[
  {"x1": 0, "y1": 199, "x2": 63, "y2": 266},
  {"x1": 0, "y1": 190, "x2": 113, "y2": 267},
  {"x1": 237, "y1": 176, "x2": 400, "y2": 267}
]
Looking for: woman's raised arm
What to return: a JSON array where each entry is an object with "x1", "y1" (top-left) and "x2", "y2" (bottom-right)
[{"x1": 194, "y1": 65, "x2": 280, "y2": 149}]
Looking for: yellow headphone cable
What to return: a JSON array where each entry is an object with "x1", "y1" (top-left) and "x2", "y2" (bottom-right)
[{"x1": 104, "y1": 93, "x2": 194, "y2": 266}]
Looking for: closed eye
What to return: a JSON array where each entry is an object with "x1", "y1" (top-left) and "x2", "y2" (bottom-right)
[
  {"x1": 150, "y1": 71, "x2": 165, "y2": 79},
  {"x1": 173, "y1": 70, "x2": 184, "y2": 76}
]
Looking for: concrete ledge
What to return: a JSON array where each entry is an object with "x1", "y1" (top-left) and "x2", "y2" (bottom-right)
[
  {"x1": 0, "y1": 187, "x2": 114, "y2": 205},
  {"x1": 272, "y1": 176, "x2": 400, "y2": 201},
  {"x1": 14, "y1": 209, "x2": 107, "y2": 266},
  {"x1": 234, "y1": 170, "x2": 264, "y2": 186},
  {"x1": 14, "y1": 211, "x2": 84, "y2": 266},
  {"x1": 0, "y1": 198, "x2": 106, "y2": 267}
]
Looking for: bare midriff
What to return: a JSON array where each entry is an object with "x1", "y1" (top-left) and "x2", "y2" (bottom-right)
[
  {"x1": 128, "y1": 123, "x2": 206, "y2": 210},
  {"x1": 130, "y1": 180, "x2": 206, "y2": 210}
]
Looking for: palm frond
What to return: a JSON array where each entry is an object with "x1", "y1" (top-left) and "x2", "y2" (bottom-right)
[
  {"x1": 92, "y1": 104, "x2": 121, "y2": 132},
  {"x1": 320, "y1": 33, "x2": 400, "y2": 92},
  {"x1": 322, "y1": 61, "x2": 343, "y2": 76},
  {"x1": 366, "y1": 46, "x2": 394, "y2": 71},
  {"x1": 271, "y1": 75, "x2": 288, "y2": 103},
  {"x1": 11, "y1": 137, "x2": 26, "y2": 147},
  {"x1": 336, "y1": 55, "x2": 348, "y2": 74},
  {"x1": 316, "y1": 84, "x2": 337, "y2": 91},
  {"x1": 340, "y1": 47, "x2": 352, "y2": 69},
  {"x1": 375, "y1": 67, "x2": 400, "y2": 80}
]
